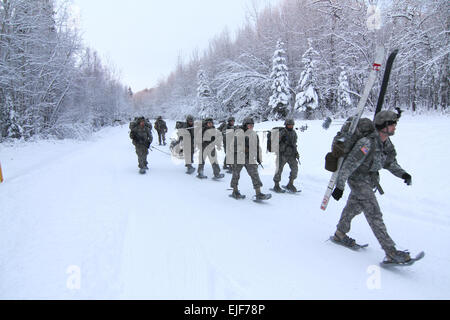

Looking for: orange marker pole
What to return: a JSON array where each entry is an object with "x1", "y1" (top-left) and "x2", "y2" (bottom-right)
[{"x1": 0, "y1": 162, "x2": 4, "y2": 183}]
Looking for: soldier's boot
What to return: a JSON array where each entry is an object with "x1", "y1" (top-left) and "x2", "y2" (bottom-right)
[
  {"x1": 197, "y1": 167, "x2": 207, "y2": 179},
  {"x1": 139, "y1": 168, "x2": 146, "y2": 174},
  {"x1": 273, "y1": 182, "x2": 285, "y2": 193},
  {"x1": 384, "y1": 248, "x2": 411, "y2": 264},
  {"x1": 231, "y1": 188, "x2": 244, "y2": 199},
  {"x1": 285, "y1": 179, "x2": 298, "y2": 192},
  {"x1": 333, "y1": 230, "x2": 356, "y2": 248},
  {"x1": 186, "y1": 164, "x2": 195, "y2": 174},
  {"x1": 255, "y1": 188, "x2": 270, "y2": 200},
  {"x1": 212, "y1": 164, "x2": 224, "y2": 179}
]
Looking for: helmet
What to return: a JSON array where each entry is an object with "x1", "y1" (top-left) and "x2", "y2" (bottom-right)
[
  {"x1": 157, "y1": 116, "x2": 162, "y2": 120},
  {"x1": 227, "y1": 116, "x2": 235, "y2": 123},
  {"x1": 204, "y1": 117, "x2": 214, "y2": 124},
  {"x1": 374, "y1": 110, "x2": 399, "y2": 130},
  {"x1": 284, "y1": 118, "x2": 295, "y2": 126},
  {"x1": 242, "y1": 117, "x2": 254, "y2": 127},
  {"x1": 186, "y1": 115, "x2": 194, "y2": 122}
]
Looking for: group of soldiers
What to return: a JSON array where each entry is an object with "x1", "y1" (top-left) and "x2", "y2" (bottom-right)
[
  {"x1": 172, "y1": 115, "x2": 300, "y2": 201},
  {"x1": 129, "y1": 110, "x2": 415, "y2": 264}
]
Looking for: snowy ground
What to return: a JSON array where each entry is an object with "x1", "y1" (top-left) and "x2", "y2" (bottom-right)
[{"x1": 1, "y1": 114, "x2": 449, "y2": 299}]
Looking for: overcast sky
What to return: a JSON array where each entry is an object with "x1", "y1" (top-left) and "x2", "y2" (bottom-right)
[{"x1": 70, "y1": 0, "x2": 279, "y2": 93}]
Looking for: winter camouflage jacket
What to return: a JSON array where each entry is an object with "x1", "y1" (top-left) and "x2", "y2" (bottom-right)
[
  {"x1": 336, "y1": 131, "x2": 406, "y2": 191},
  {"x1": 233, "y1": 128, "x2": 262, "y2": 164},
  {"x1": 198, "y1": 123, "x2": 222, "y2": 151},
  {"x1": 154, "y1": 119, "x2": 168, "y2": 133},
  {"x1": 130, "y1": 124, "x2": 152, "y2": 147},
  {"x1": 279, "y1": 128, "x2": 298, "y2": 157}
]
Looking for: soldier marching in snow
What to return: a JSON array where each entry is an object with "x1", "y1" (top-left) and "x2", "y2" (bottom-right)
[
  {"x1": 177, "y1": 114, "x2": 196, "y2": 174},
  {"x1": 196, "y1": 118, "x2": 224, "y2": 180},
  {"x1": 129, "y1": 116, "x2": 153, "y2": 174},
  {"x1": 230, "y1": 117, "x2": 271, "y2": 200},
  {"x1": 218, "y1": 116, "x2": 236, "y2": 173},
  {"x1": 272, "y1": 118, "x2": 300, "y2": 193},
  {"x1": 331, "y1": 109, "x2": 413, "y2": 264},
  {"x1": 154, "y1": 116, "x2": 168, "y2": 145}
]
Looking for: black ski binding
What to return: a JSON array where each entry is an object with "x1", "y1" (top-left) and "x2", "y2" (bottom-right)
[
  {"x1": 329, "y1": 236, "x2": 368, "y2": 251},
  {"x1": 252, "y1": 193, "x2": 272, "y2": 203}
]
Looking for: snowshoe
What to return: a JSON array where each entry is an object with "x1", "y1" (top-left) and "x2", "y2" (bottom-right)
[
  {"x1": 212, "y1": 173, "x2": 225, "y2": 180},
  {"x1": 252, "y1": 193, "x2": 272, "y2": 202},
  {"x1": 381, "y1": 250, "x2": 424, "y2": 267},
  {"x1": 270, "y1": 185, "x2": 286, "y2": 193},
  {"x1": 196, "y1": 172, "x2": 208, "y2": 179},
  {"x1": 329, "y1": 233, "x2": 368, "y2": 250},
  {"x1": 186, "y1": 165, "x2": 195, "y2": 175},
  {"x1": 229, "y1": 191, "x2": 246, "y2": 200},
  {"x1": 283, "y1": 184, "x2": 301, "y2": 194}
]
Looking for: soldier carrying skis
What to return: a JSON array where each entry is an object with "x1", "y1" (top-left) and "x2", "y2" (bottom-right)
[
  {"x1": 331, "y1": 109, "x2": 413, "y2": 264},
  {"x1": 129, "y1": 116, "x2": 153, "y2": 174}
]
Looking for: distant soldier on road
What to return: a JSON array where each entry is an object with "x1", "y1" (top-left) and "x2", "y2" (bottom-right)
[
  {"x1": 129, "y1": 116, "x2": 153, "y2": 174},
  {"x1": 154, "y1": 116, "x2": 168, "y2": 145}
]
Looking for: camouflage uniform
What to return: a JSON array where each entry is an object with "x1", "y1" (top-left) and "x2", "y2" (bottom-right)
[
  {"x1": 177, "y1": 116, "x2": 195, "y2": 167},
  {"x1": 197, "y1": 119, "x2": 222, "y2": 177},
  {"x1": 130, "y1": 118, "x2": 153, "y2": 169},
  {"x1": 230, "y1": 122, "x2": 263, "y2": 191},
  {"x1": 218, "y1": 117, "x2": 236, "y2": 170},
  {"x1": 335, "y1": 131, "x2": 407, "y2": 253},
  {"x1": 154, "y1": 117, "x2": 168, "y2": 145},
  {"x1": 273, "y1": 126, "x2": 299, "y2": 185}
]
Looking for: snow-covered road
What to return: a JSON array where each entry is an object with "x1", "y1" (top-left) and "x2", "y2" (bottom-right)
[{"x1": 1, "y1": 116, "x2": 449, "y2": 299}]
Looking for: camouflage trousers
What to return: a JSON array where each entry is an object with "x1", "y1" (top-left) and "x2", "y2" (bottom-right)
[
  {"x1": 273, "y1": 154, "x2": 298, "y2": 183},
  {"x1": 336, "y1": 178, "x2": 396, "y2": 253},
  {"x1": 198, "y1": 149, "x2": 220, "y2": 175},
  {"x1": 157, "y1": 131, "x2": 166, "y2": 145},
  {"x1": 135, "y1": 145, "x2": 149, "y2": 169},
  {"x1": 230, "y1": 163, "x2": 262, "y2": 190},
  {"x1": 184, "y1": 142, "x2": 194, "y2": 167}
]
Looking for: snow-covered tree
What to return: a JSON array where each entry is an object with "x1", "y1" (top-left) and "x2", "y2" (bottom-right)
[
  {"x1": 269, "y1": 40, "x2": 291, "y2": 120},
  {"x1": 294, "y1": 47, "x2": 320, "y2": 120},
  {"x1": 336, "y1": 68, "x2": 352, "y2": 116},
  {"x1": 197, "y1": 69, "x2": 218, "y2": 118}
]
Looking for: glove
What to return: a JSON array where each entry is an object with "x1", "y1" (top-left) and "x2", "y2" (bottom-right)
[
  {"x1": 402, "y1": 173, "x2": 412, "y2": 186},
  {"x1": 295, "y1": 152, "x2": 300, "y2": 160},
  {"x1": 331, "y1": 188, "x2": 343, "y2": 201}
]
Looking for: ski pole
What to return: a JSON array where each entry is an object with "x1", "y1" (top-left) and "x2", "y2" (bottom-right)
[{"x1": 150, "y1": 146, "x2": 172, "y2": 156}]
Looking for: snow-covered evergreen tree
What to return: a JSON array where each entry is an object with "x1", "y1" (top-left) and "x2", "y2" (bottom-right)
[
  {"x1": 196, "y1": 69, "x2": 216, "y2": 118},
  {"x1": 294, "y1": 47, "x2": 320, "y2": 120},
  {"x1": 336, "y1": 68, "x2": 352, "y2": 117},
  {"x1": 268, "y1": 40, "x2": 291, "y2": 120}
]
